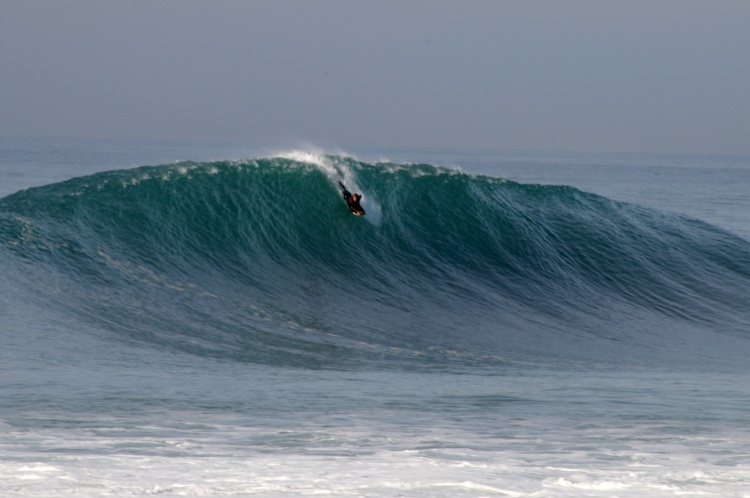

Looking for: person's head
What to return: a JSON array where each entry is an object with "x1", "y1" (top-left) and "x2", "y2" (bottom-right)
[{"x1": 352, "y1": 194, "x2": 361, "y2": 202}]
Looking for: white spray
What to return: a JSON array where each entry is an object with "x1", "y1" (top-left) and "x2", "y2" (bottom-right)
[{"x1": 274, "y1": 149, "x2": 382, "y2": 225}]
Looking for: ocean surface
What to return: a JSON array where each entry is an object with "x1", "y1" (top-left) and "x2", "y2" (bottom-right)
[{"x1": 1, "y1": 137, "x2": 749, "y2": 497}]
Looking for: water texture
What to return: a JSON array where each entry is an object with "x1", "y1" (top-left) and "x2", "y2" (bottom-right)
[{"x1": 2, "y1": 147, "x2": 749, "y2": 496}]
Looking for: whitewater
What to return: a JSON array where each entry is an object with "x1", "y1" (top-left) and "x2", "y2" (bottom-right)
[{"x1": 1, "y1": 139, "x2": 750, "y2": 496}]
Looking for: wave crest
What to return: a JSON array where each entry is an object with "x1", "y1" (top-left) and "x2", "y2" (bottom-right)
[{"x1": 2, "y1": 155, "x2": 749, "y2": 368}]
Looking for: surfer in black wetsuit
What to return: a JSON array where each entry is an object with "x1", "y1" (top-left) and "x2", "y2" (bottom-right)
[{"x1": 338, "y1": 181, "x2": 365, "y2": 216}]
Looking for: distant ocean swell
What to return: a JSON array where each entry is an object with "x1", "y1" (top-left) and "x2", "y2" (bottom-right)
[{"x1": 1, "y1": 155, "x2": 749, "y2": 368}]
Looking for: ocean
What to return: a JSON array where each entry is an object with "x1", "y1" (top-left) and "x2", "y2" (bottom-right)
[{"x1": 1, "y1": 137, "x2": 749, "y2": 497}]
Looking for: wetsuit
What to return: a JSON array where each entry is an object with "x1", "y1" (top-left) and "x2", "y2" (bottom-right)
[{"x1": 338, "y1": 182, "x2": 365, "y2": 216}]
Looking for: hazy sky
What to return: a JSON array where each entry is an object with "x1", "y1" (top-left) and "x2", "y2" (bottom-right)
[{"x1": 2, "y1": 1, "x2": 749, "y2": 154}]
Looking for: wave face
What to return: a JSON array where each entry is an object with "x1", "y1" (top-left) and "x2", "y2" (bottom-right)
[{"x1": 2, "y1": 155, "x2": 749, "y2": 369}]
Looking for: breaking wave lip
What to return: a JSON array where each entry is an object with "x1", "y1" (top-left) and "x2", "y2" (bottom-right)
[{"x1": 1, "y1": 154, "x2": 749, "y2": 369}]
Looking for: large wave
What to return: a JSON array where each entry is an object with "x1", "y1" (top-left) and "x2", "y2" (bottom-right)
[{"x1": 2, "y1": 155, "x2": 749, "y2": 369}]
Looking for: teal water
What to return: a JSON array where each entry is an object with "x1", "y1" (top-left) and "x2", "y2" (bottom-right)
[{"x1": 1, "y1": 138, "x2": 749, "y2": 496}]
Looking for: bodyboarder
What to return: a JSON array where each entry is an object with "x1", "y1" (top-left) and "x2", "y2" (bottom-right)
[{"x1": 338, "y1": 181, "x2": 365, "y2": 216}]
